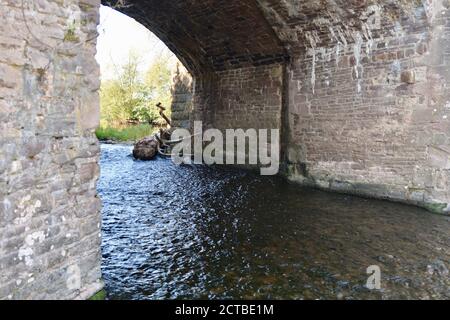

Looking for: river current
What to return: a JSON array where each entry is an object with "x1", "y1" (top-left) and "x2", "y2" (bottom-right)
[{"x1": 98, "y1": 143, "x2": 449, "y2": 300}]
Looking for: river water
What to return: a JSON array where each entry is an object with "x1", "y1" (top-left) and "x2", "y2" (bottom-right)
[{"x1": 98, "y1": 143, "x2": 449, "y2": 300}]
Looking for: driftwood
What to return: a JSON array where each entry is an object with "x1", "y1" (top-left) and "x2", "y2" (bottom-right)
[
  {"x1": 133, "y1": 102, "x2": 173, "y2": 160},
  {"x1": 156, "y1": 102, "x2": 171, "y2": 126}
]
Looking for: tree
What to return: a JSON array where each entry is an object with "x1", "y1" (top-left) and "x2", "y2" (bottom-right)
[
  {"x1": 100, "y1": 51, "x2": 145, "y2": 125},
  {"x1": 99, "y1": 51, "x2": 175, "y2": 127},
  {"x1": 143, "y1": 53, "x2": 173, "y2": 121}
]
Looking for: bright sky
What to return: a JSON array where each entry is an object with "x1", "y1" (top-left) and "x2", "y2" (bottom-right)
[{"x1": 95, "y1": 5, "x2": 174, "y2": 80}]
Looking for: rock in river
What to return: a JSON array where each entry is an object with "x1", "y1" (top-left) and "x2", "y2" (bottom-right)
[{"x1": 133, "y1": 136, "x2": 158, "y2": 160}]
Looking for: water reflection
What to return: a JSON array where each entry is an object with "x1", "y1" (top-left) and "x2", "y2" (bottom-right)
[{"x1": 98, "y1": 144, "x2": 450, "y2": 300}]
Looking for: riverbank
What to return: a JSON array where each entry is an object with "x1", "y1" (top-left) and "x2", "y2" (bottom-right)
[
  {"x1": 99, "y1": 139, "x2": 135, "y2": 145},
  {"x1": 96, "y1": 124, "x2": 155, "y2": 143}
]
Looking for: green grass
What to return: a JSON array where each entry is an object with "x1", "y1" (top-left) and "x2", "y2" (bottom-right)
[
  {"x1": 89, "y1": 289, "x2": 107, "y2": 301},
  {"x1": 96, "y1": 124, "x2": 155, "y2": 142}
]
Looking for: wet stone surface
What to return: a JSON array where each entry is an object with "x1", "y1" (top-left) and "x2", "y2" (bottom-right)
[{"x1": 98, "y1": 144, "x2": 450, "y2": 300}]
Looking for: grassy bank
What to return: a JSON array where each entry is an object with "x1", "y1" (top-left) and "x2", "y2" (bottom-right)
[{"x1": 96, "y1": 124, "x2": 155, "y2": 142}]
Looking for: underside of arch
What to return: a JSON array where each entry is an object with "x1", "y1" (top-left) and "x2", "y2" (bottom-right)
[{"x1": 104, "y1": 0, "x2": 288, "y2": 76}]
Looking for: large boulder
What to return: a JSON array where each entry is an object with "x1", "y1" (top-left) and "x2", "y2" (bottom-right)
[{"x1": 133, "y1": 136, "x2": 158, "y2": 160}]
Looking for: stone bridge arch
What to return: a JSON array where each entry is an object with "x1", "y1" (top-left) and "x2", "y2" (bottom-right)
[
  {"x1": 1, "y1": 0, "x2": 449, "y2": 300},
  {"x1": 103, "y1": 0, "x2": 289, "y2": 131}
]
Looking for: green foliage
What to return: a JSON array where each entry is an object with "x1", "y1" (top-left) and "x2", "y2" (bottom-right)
[
  {"x1": 95, "y1": 124, "x2": 155, "y2": 142},
  {"x1": 99, "y1": 51, "x2": 173, "y2": 127},
  {"x1": 145, "y1": 56, "x2": 173, "y2": 117},
  {"x1": 424, "y1": 202, "x2": 448, "y2": 215},
  {"x1": 89, "y1": 289, "x2": 107, "y2": 301}
]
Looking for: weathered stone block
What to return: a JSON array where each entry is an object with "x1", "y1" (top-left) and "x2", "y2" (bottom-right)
[
  {"x1": 401, "y1": 70, "x2": 416, "y2": 84},
  {"x1": 429, "y1": 146, "x2": 450, "y2": 169}
]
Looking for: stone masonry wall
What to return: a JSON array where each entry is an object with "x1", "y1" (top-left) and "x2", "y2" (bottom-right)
[
  {"x1": 213, "y1": 64, "x2": 283, "y2": 130},
  {"x1": 0, "y1": 0, "x2": 103, "y2": 299},
  {"x1": 257, "y1": 0, "x2": 450, "y2": 213},
  {"x1": 170, "y1": 63, "x2": 193, "y2": 129},
  {"x1": 170, "y1": 64, "x2": 284, "y2": 145}
]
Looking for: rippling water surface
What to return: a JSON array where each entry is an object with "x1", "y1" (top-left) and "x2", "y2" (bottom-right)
[{"x1": 98, "y1": 144, "x2": 449, "y2": 300}]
